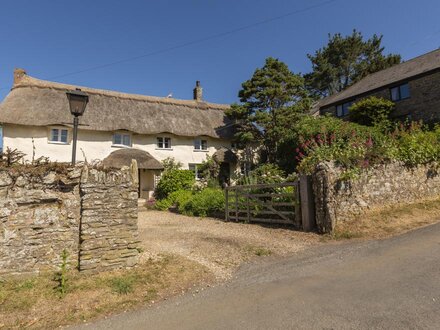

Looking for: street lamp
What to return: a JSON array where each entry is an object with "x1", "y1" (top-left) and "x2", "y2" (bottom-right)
[{"x1": 66, "y1": 89, "x2": 89, "y2": 165}]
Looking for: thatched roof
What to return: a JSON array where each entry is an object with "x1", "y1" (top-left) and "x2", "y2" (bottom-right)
[
  {"x1": 0, "y1": 72, "x2": 234, "y2": 139},
  {"x1": 315, "y1": 48, "x2": 440, "y2": 111},
  {"x1": 102, "y1": 148, "x2": 164, "y2": 170},
  {"x1": 213, "y1": 147, "x2": 237, "y2": 163}
]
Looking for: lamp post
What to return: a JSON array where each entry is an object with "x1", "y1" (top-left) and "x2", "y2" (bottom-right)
[{"x1": 66, "y1": 89, "x2": 89, "y2": 165}]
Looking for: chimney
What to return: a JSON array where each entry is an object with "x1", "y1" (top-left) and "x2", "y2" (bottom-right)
[
  {"x1": 193, "y1": 80, "x2": 203, "y2": 101},
  {"x1": 13, "y1": 68, "x2": 27, "y2": 85}
]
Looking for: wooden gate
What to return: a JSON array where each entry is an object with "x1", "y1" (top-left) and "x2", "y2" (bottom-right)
[{"x1": 225, "y1": 182, "x2": 300, "y2": 226}]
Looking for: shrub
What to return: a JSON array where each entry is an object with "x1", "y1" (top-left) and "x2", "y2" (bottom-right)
[
  {"x1": 155, "y1": 189, "x2": 194, "y2": 211},
  {"x1": 238, "y1": 163, "x2": 286, "y2": 185},
  {"x1": 349, "y1": 96, "x2": 395, "y2": 128},
  {"x1": 161, "y1": 157, "x2": 183, "y2": 172},
  {"x1": 155, "y1": 170, "x2": 195, "y2": 200},
  {"x1": 182, "y1": 188, "x2": 225, "y2": 217},
  {"x1": 294, "y1": 116, "x2": 440, "y2": 175}
]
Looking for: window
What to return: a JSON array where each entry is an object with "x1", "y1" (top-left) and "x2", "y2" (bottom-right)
[
  {"x1": 157, "y1": 137, "x2": 172, "y2": 149},
  {"x1": 49, "y1": 128, "x2": 68, "y2": 144},
  {"x1": 390, "y1": 83, "x2": 410, "y2": 101},
  {"x1": 189, "y1": 163, "x2": 203, "y2": 180},
  {"x1": 194, "y1": 139, "x2": 208, "y2": 151},
  {"x1": 113, "y1": 133, "x2": 131, "y2": 147},
  {"x1": 336, "y1": 101, "x2": 353, "y2": 117}
]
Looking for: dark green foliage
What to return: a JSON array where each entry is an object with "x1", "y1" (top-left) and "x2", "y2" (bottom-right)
[
  {"x1": 305, "y1": 30, "x2": 401, "y2": 97},
  {"x1": 198, "y1": 155, "x2": 220, "y2": 184},
  {"x1": 182, "y1": 188, "x2": 225, "y2": 217},
  {"x1": 155, "y1": 188, "x2": 225, "y2": 217},
  {"x1": 155, "y1": 170, "x2": 195, "y2": 200},
  {"x1": 226, "y1": 57, "x2": 311, "y2": 163},
  {"x1": 155, "y1": 189, "x2": 194, "y2": 211},
  {"x1": 294, "y1": 116, "x2": 440, "y2": 174},
  {"x1": 349, "y1": 96, "x2": 395, "y2": 128}
]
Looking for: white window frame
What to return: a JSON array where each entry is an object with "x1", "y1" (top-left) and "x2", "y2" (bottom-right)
[
  {"x1": 194, "y1": 138, "x2": 208, "y2": 151},
  {"x1": 112, "y1": 132, "x2": 132, "y2": 147},
  {"x1": 48, "y1": 127, "x2": 69, "y2": 144},
  {"x1": 156, "y1": 137, "x2": 172, "y2": 150},
  {"x1": 189, "y1": 163, "x2": 203, "y2": 180}
]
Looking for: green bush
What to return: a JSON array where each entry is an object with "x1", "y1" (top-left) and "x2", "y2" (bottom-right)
[
  {"x1": 349, "y1": 96, "x2": 395, "y2": 128},
  {"x1": 155, "y1": 170, "x2": 195, "y2": 200},
  {"x1": 155, "y1": 190, "x2": 194, "y2": 211},
  {"x1": 294, "y1": 115, "x2": 440, "y2": 175},
  {"x1": 238, "y1": 163, "x2": 286, "y2": 185},
  {"x1": 182, "y1": 188, "x2": 225, "y2": 217}
]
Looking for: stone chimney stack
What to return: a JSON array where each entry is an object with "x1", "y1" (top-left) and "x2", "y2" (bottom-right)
[
  {"x1": 13, "y1": 68, "x2": 27, "y2": 85},
  {"x1": 193, "y1": 81, "x2": 203, "y2": 101}
]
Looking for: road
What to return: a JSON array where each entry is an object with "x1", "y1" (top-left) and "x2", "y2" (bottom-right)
[{"x1": 75, "y1": 223, "x2": 440, "y2": 330}]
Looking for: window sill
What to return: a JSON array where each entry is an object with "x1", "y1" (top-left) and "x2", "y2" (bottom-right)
[
  {"x1": 112, "y1": 144, "x2": 131, "y2": 148},
  {"x1": 48, "y1": 141, "x2": 69, "y2": 145},
  {"x1": 193, "y1": 149, "x2": 208, "y2": 152},
  {"x1": 155, "y1": 148, "x2": 173, "y2": 151},
  {"x1": 392, "y1": 97, "x2": 410, "y2": 103}
]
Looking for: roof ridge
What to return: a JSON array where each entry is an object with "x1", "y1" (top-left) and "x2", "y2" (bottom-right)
[
  {"x1": 13, "y1": 75, "x2": 230, "y2": 110},
  {"x1": 317, "y1": 48, "x2": 440, "y2": 108}
]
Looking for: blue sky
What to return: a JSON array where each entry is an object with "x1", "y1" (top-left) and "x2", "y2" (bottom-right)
[{"x1": 0, "y1": 0, "x2": 439, "y2": 104}]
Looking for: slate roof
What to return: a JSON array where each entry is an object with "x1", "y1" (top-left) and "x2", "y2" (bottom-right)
[{"x1": 315, "y1": 48, "x2": 440, "y2": 110}]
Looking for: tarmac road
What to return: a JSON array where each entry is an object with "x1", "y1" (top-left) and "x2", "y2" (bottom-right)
[{"x1": 74, "y1": 222, "x2": 440, "y2": 330}]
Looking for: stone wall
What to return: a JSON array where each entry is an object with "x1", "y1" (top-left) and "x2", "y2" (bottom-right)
[
  {"x1": 0, "y1": 163, "x2": 139, "y2": 275},
  {"x1": 311, "y1": 161, "x2": 440, "y2": 233},
  {"x1": 79, "y1": 165, "x2": 139, "y2": 273}
]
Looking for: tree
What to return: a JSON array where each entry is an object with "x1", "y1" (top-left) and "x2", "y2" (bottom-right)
[
  {"x1": 226, "y1": 57, "x2": 311, "y2": 164},
  {"x1": 305, "y1": 30, "x2": 401, "y2": 98}
]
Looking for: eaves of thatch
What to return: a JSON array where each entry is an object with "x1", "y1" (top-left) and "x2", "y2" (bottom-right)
[{"x1": 0, "y1": 72, "x2": 234, "y2": 139}]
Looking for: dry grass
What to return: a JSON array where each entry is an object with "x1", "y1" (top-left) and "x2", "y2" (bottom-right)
[
  {"x1": 331, "y1": 198, "x2": 440, "y2": 240},
  {"x1": 0, "y1": 254, "x2": 213, "y2": 330}
]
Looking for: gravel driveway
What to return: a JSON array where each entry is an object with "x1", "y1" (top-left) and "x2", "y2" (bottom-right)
[{"x1": 138, "y1": 210, "x2": 320, "y2": 279}]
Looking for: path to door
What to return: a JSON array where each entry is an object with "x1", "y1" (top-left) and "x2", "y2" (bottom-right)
[{"x1": 75, "y1": 221, "x2": 440, "y2": 330}]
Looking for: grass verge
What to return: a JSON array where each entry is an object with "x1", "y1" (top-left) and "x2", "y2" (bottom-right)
[
  {"x1": 0, "y1": 254, "x2": 213, "y2": 329},
  {"x1": 330, "y1": 198, "x2": 440, "y2": 240}
]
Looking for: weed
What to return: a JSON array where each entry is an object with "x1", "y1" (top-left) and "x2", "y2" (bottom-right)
[
  {"x1": 54, "y1": 249, "x2": 69, "y2": 297},
  {"x1": 246, "y1": 245, "x2": 272, "y2": 257},
  {"x1": 15, "y1": 279, "x2": 35, "y2": 292},
  {"x1": 110, "y1": 276, "x2": 135, "y2": 295}
]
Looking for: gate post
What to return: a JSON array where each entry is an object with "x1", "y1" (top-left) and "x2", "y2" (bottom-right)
[
  {"x1": 300, "y1": 174, "x2": 316, "y2": 231},
  {"x1": 224, "y1": 184, "x2": 229, "y2": 221}
]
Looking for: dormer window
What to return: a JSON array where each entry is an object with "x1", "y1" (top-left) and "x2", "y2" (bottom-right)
[
  {"x1": 194, "y1": 139, "x2": 208, "y2": 151},
  {"x1": 390, "y1": 83, "x2": 410, "y2": 101},
  {"x1": 113, "y1": 132, "x2": 131, "y2": 147}
]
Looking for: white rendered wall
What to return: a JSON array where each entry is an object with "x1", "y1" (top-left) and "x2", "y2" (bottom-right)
[{"x1": 2, "y1": 124, "x2": 232, "y2": 168}]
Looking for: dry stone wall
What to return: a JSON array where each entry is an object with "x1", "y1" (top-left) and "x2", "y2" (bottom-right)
[
  {"x1": 79, "y1": 166, "x2": 139, "y2": 273},
  {"x1": 311, "y1": 161, "x2": 440, "y2": 233},
  {"x1": 0, "y1": 163, "x2": 139, "y2": 275}
]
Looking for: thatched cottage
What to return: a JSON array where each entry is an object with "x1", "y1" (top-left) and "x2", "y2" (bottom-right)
[{"x1": 0, "y1": 69, "x2": 236, "y2": 198}]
